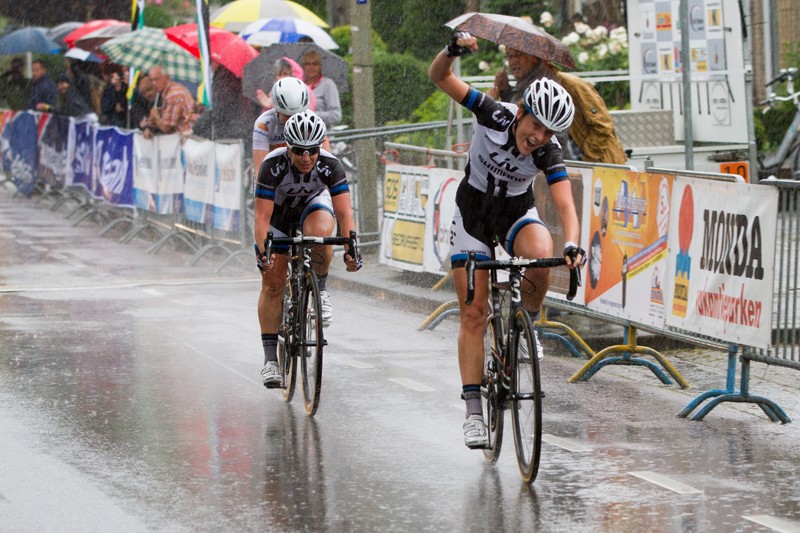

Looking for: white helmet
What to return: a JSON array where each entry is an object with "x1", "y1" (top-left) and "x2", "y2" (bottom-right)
[
  {"x1": 271, "y1": 76, "x2": 309, "y2": 115},
  {"x1": 284, "y1": 110, "x2": 327, "y2": 148},
  {"x1": 523, "y1": 78, "x2": 575, "y2": 133}
]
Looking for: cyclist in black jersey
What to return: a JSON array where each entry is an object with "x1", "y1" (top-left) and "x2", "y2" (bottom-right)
[
  {"x1": 253, "y1": 110, "x2": 361, "y2": 386},
  {"x1": 429, "y1": 31, "x2": 586, "y2": 448}
]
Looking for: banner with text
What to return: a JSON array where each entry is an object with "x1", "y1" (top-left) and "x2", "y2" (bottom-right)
[
  {"x1": 183, "y1": 137, "x2": 216, "y2": 223},
  {"x1": 212, "y1": 141, "x2": 243, "y2": 232},
  {"x1": 93, "y1": 126, "x2": 134, "y2": 206},
  {"x1": 664, "y1": 176, "x2": 777, "y2": 348}
]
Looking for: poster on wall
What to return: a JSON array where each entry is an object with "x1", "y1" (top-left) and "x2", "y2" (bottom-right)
[
  {"x1": 583, "y1": 167, "x2": 673, "y2": 327},
  {"x1": 663, "y1": 176, "x2": 777, "y2": 348},
  {"x1": 380, "y1": 165, "x2": 432, "y2": 272},
  {"x1": 627, "y1": 0, "x2": 746, "y2": 143}
]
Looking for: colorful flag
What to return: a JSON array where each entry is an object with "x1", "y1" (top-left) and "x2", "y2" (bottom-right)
[{"x1": 196, "y1": 0, "x2": 213, "y2": 108}]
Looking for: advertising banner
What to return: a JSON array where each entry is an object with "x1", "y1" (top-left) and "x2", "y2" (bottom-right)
[
  {"x1": 583, "y1": 167, "x2": 674, "y2": 327},
  {"x1": 71, "y1": 119, "x2": 95, "y2": 192},
  {"x1": 38, "y1": 114, "x2": 70, "y2": 189},
  {"x1": 3, "y1": 111, "x2": 38, "y2": 197},
  {"x1": 93, "y1": 126, "x2": 134, "y2": 206},
  {"x1": 133, "y1": 132, "x2": 158, "y2": 211},
  {"x1": 379, "y1": 165, "x2": 462, "y2": 274},
  {"x1": 157, "y1": 133, "x2": 184, "y2": 215},
  {"x1": 183, "y1": 137, "x2": 216, "y2": 223},
  {"x1": 664, "y1": 176, "x2": 777, "y2": 348},
  {"x1": 212, "y1": 141, "x2": 242, "y2": 232}
]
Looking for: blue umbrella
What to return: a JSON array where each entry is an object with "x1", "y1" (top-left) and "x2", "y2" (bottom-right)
[
  {"x1": 239, "y1": 17, "x2": 338, "y2": 49},
  {"x1": 0, "y1": 27, "x2": 61, "y2": 55}
]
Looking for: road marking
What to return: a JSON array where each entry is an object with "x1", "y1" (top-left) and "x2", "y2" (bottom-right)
[
  {"x1": 140, "y1": 288, "x2": 165, "y2": 297},
  {"x1": 0, "y1": 276, "x2": 258, "y2": 294},
  {"x1": 542, "y1": 434, "x2": 592, "y2": 452},
  {"x1": 183, "y1": 342, "x2": 260, "y2": 386},
  {"x1": 743, "y1": 515, "x2": 800, "y2": 532},
  {"x1": 388, "y1": 378, "x2": 435, "y2": 392},
  {"x1": 30, "y1": 245, "x2": 48, "y2": 252},
  {"x1": 628, "y1": 471, "x2": 702, "y2": 494}
]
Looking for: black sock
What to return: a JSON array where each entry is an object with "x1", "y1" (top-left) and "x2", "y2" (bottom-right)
[
  {"x1": 462, "y1": 384, "x2": 482, "y2": 418},
  {"x1": 262, "y1": 333, "x2": 278, "y2": 365},
  {"x1": 317, "y1": 274, "x2": 327, "y2": 292}
]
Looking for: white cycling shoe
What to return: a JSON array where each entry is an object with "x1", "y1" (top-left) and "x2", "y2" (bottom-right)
[{"x1": 463, "y1": 414, "x2": 489, "y2": 449}]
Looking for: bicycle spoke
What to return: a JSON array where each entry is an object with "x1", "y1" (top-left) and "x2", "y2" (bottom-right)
[{"x1": 482, "y1": 316, "x2": 504, "y2": 463}]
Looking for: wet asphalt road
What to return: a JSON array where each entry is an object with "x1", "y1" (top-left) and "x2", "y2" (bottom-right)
[{"x1": 1, "y1": 188, "x2": 800, "y2": 533}]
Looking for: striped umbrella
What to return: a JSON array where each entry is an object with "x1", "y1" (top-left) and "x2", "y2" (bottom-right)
[
  {"x1": 211, "y1": 0, "x2": 327, "y2": 33},
  {"x1": 239, "y1": 17, "x2": 337, "y2": 50},
  {"x1": 73, "y1": 24, "x2": 133, "y2": 56},
  {"x1": 100, "y1": 27, "x2": 202, "y2": 83}
]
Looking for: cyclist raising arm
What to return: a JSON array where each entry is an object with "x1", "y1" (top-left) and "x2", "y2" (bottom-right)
[
  {"x1": 429, "y1": 32, "x2": 585, "y2": 448},
  {"x1": 254, "y1": 110, "x2": 361, "y2": 387}
]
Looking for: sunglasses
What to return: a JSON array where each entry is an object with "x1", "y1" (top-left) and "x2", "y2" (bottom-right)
[{"x1": 289, "y1": 146, "x2": 320, "y2": 156}]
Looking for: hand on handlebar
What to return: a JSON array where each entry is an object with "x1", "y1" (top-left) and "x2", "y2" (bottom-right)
[
  {"x1": 343, "y1": 231, "x2": 362, "y2": 272},
  {"x1": 563, "y1": 242, "x2": 587, "y2": 269},
  {"x1": 255, "y1": 244, "x2": 274, "y2": 271}
]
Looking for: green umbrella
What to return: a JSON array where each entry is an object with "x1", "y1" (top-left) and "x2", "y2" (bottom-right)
[{"x1": 100, "y1": 27, "x2": 202, "y2": 83}]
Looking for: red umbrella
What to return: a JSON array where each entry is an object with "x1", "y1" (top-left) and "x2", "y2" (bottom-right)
[
  {"x1": 63, "y1": 19, "x2": 129, "y2": 48},
  {"x1": 164, "y1": 24, "x2": 258, "y2": 78}
]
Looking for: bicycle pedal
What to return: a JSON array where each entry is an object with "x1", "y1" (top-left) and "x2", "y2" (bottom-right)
[{"x1": 263, "y1": 382, "x2": 282, "y2": 389}]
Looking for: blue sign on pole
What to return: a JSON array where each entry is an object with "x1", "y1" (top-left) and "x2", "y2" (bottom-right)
[{"x1": 356, "y1": 0, "x2": 366, "y2": 4}]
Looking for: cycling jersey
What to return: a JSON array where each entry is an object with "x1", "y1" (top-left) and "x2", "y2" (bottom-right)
[
  {"x1": 252, "y1": 109, "x2": 286, "y2": 156},
  {"x1": 448, "y1": 88, "x2": 569, "y2": 266},
  {"x1": 460, "y1": 87, "x2": 568, "y2": 196},
  {"x1": 255, "y1": 148, "x2": 349, "y2": 234}
]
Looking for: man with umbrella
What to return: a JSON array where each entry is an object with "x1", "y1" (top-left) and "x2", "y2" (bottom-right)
[
  {"x1": 26, "y1": 60, "x2": 56, "y2": 111},
  {"x1": 429, "y1": 30, "x2": 585, "y2": 449},
  {"x1": 143, "y1": 65, "x2": 195, "y2": 139}
]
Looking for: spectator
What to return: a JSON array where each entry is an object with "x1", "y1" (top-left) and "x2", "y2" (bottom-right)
[
  {"x1": 44, "y1": 74, "x2": 97, "y2": 120},
  {"x1": 25, "y1": 59, "x2": 56, "y2": 111},
  {"x1": 144, "y1": 65, "x2": 195, "y2": 140},
  {"x1": 302, "y1": 49, "x2": 341, "y2": 128},
  {"x1": 130, "y1": 74, "x2": 156, "y2": 130},
  {"x1": 100, "y1": 69, "x2": 129, "y2": 127},
  {"x1": 0, "y1": 57, "x2": 29, "y2": 109},
  {"x1": 488, "y1": 48, "x2": 626, "y2": 164},
  {"x1": 189, "y1": 63, "x2": 258, "y2": 153},
  {"x1": 65, "y1": 59, "x2": 96, "y2": 115},
  {"x1": 255, "y1": 57, "x2": 316, "y2": 112}
]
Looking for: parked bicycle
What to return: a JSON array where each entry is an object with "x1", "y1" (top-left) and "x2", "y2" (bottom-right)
[
  {"x1": 263, "y1": 228, "x2": 359, "y2": 416},
  {"x1": 758, "y1": 67, "x2": 800, "y2": 180},
  {"x1": 465, "y1": 249, "x2": 580, "y2": 483}
]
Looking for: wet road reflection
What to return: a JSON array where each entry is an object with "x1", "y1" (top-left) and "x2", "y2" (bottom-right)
[{"x1": 2, "y1": 193, "x2": 800, "y2": 532}]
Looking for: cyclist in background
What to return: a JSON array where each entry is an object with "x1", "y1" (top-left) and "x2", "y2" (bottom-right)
[
  {"x1": 429, "y1": 31, "x2": 585, "y2": 448},
  {"x1": 253, "y1": 110, "x2": 362, "y2": 387},
  {"x1": 252, "y1": 76, "x2": 310, "y2": 168}
]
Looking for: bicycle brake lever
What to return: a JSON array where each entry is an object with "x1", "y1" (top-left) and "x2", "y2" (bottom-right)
[
  {"x1": 567, "y1": 267, "x2": 581, "y2": 301},
  {"x1": 264, "y1": 231, "x2": 274, "y2": 266}
]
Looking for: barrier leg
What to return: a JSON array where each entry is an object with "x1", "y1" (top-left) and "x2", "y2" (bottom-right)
[
  {"x1": 680, "y1": 347, "x2": 791, "y2": 423},
  {"x1": 536, "y1": 306, "x2": 594, "y2": 359},
  {"x1": 569, "y1": 325, "x2": 690, "y2": 389},
  {"x1": 418, "y1": 300, "x2": 460, "y2": 331}
]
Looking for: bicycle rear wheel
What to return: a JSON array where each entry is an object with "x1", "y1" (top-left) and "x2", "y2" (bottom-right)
[
  {"x1": 510, "y1": 308, "x2": 542, "y2": 484},
  {"x1": 278, "y1": 284, "x2": 296, "y2": 402},
  {"x1": 482, "y1": 315, "x2": 504, "y2": 462},
  {"x1": 299, "y1": 271, "x2": 324, "y2": 416}
]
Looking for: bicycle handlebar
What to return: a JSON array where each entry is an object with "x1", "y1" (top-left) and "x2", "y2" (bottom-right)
[
  {"x1": 263, "y1": 230, "x2": 359, "y2": 266},
  {"x1": 766, "y1": 67, "x2": 798, "y2": 88},
  {"x1": 464, "y1": 251, "x2": 581, "y2": 305}
]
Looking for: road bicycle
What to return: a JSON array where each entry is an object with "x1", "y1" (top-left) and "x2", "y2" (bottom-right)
[
  {"x1": 758, "y1": 67, "x2": 800, "y2": 180},
  {"x1": 263, "y1": 228, "x2": 359, "y2": 416},
  {"x1": 465, "y1": 250, "x2": 580, "y2": 483}
]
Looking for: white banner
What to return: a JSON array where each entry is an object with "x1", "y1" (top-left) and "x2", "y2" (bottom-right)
[
  {"x1": 664, "y1": 177, "x2": 777, "y2": 348},
  {"x1": 213, "y1": 141, "x2": 243, "y2": 232},
  {"x1": 133, "y1": 132, "x2": 157, "y2": 211},
  {"x1": 183, "y1": 137, "x2": 216, "y2": 223},
  {"x1": 379, "y1": 165, "x2": 461, "y2": 274}
]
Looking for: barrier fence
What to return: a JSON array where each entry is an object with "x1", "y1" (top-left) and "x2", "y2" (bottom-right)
[
  {"x1": 379, "y1": 142, "x2": 795, "y2": 424},
  {"x1": 0, "y1": 110, "x2": 250, "y2": 272}
]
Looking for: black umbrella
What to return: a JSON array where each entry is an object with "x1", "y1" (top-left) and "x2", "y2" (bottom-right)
[
  {"x1": 445, "y1": 12, "x2": 576, "y2": 69},
  {"x1": 242, "y1": 42, "x2": 348, "y2": 104}
]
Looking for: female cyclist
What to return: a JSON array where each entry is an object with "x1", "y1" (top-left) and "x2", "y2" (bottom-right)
[{"x1": 429, "y1": 31, "x2": 585, "y2": 448}]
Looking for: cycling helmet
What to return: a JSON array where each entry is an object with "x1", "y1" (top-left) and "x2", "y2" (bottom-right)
[
  {"x1": 284, "y1": 110, "x2": 327, "y2": 148},
  {"x1": 523, "y1": 78, "x2": 575, "y2": 133},
  {"x1": 271, "y1": 76, "x2": 310, "y2": 115}
]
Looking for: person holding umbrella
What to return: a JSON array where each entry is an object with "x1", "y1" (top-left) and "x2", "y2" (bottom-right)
[
  {"x1": 428, "y1": 31, "x2": 585, "y2": 449},
  {"x1": 26, "y1": 60, "x2": 56, "y2": 111},
  {"x1": 301, "y1": 49, "x2": 340, "y2": 128},
  {"x1": 487, "y1": 47, "x2": 626, "y2": 164}
]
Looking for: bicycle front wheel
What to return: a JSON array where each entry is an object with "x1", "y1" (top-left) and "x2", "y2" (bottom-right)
[
  {"x1": 299, "y1": 271, "x2": 324, "y2": 416},
  {"x1": 278, "y1": 284, "x2": 296, "y2": 402},
  {"x1": 482, "y1": 315, "x2": 504, "y2": 463},
  {"x1": 510, "y1": 308, "x2": 543, "y2": 484}
]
